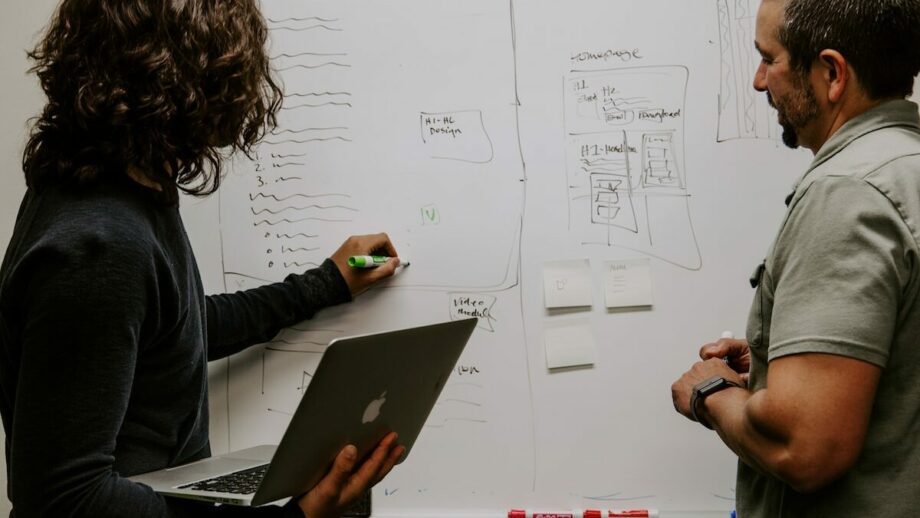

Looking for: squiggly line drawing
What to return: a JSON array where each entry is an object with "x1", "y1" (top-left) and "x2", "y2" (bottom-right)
[
  {"x1": 284, "y1": 92, "x2": 351, "y2": 98},
  {"x1": 272, "y1": 162, "x2": 307, "y2": 168},
  {"x1": 269, "y1": 24, "x2": 343, "y2": 33},
  {"x1": 278, "y1": 62, "x2": 351, "y2": 72},
  {"x1": 264, "y1": 136, "x2": 353, "y2": 145},
  {"x1": 267, "y1": 16, "x2": 339, "y2": 23},
  {"x1": 284, "y1": 261, "x2": 320, "y2": 268},
  {"x1": 272, "y1": 52, "x2": 347, "y2": 59},
  {"x1": 250, "y1": 205, "x2": 358, "y2": 216},
  {"x1": 254, "y1": 217, "x2": 353, "y2": 226},
  {"x1": 271, "y1": 127, "x2": 349, "y2": 135},
  {"x1": 250, "y1": 193, "x2": 351, "y2": 202},
  {"x1": 270, "y1": 152, "x2": 308, "y2": 159},
  {"x1": 280, "y1": 102, "x2": 353, "y2": 111},
  {"x1": 282, "y1": 246, "x2": 320, "y2": 253},
  {"x1": 276, "y1": 233, "x2": 318, "y2": 239}
]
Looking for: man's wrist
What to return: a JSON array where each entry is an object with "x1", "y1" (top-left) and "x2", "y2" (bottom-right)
[{"x1": 690, "y1": 376, "x2": 741, "y2": 429}]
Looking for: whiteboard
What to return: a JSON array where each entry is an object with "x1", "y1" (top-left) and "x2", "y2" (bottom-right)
[{"x1": 1, "y1": 1, "x2": 827, "y2": 516}]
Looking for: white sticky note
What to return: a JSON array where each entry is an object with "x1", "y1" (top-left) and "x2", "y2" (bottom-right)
[
  {"x1": 605, "y1": 258, "x2": 654, "y2": 308},
  {"x1": 544, "y1": 320, "x2": 597, "y2": 369},
  {"x1": 543, "y1": 259, "x2": 593, "y2": 308}
]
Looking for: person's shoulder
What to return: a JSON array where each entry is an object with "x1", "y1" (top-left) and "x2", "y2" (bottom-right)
[
  {"x1": 19, "y1": 181, "x2": 163, "y2": 262},
  {"x1": 839, "y1": 122, "x2": 920, "y2": 180}
]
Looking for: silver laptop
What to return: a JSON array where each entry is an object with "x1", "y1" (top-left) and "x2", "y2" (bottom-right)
[{"x1": 130, "y1": 317, "x2": 477, "y2": 506}]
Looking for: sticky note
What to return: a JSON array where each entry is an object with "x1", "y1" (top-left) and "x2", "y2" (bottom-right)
[
  {"x1": 544, "y1": 319, "x2": 597, "y2": 369},
  {"x1": 543, "y1": 259, "x2": 593, "y2": 308},
  {"x1": 605, "y1": 258, "x2": 653, "y2": 308}
]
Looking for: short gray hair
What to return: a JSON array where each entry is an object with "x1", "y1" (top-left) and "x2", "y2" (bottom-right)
[{"x1": 779, "y1": 0, "x2": 920, "y2": 99}]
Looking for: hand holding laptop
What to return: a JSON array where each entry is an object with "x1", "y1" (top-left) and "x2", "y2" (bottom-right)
[
  {"x1": 130, "y1": 319, "x2": 476, "y2": 507},
  {"x1": 298, "y1": 431, "x2": 405, "y2": 518}
]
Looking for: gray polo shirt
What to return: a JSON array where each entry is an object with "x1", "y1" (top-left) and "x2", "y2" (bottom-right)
[{"x1": 737, "y1": 100, "x2": 920, "y2": 517}]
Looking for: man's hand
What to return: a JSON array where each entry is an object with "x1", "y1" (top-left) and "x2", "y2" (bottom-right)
[
  {"x1": 700, "y1": 336, "x2": 751, "y2": 383},
  {"x1": 298, "y1": 432, "x2": 405, "y2": 518},
  {"x1": 329, "y1": 233, "x2": 402, "y2": 296},
  {"x1": 672, "y1": 357, "x2": 745, "y2": 422}
]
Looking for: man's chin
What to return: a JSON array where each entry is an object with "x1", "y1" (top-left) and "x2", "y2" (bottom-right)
[{"x1": 781, "y1": 123, "x2": 799, "y2": 149}]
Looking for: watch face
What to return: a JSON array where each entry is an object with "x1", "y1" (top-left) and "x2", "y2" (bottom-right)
[
  {"x1": 701, "y1": 378, "x2": 725, "y2": 393},
  {"x1": 696, "y1": 376, "x2": 732, "y2": 397}
]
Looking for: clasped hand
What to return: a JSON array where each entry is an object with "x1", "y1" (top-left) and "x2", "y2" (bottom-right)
[{"x1": 671, "y1": 335, "x2": 750, "y2": 422}]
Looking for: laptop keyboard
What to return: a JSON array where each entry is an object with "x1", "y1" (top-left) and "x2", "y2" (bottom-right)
[{"x1": 178, "y1": 464, "x2": 269, "y2": 495}]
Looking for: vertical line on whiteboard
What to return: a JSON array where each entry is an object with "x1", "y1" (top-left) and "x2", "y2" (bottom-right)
[
  {"x1": 563, "y1": 76, "x2": 572, "y2": 232},
  {"x1": 509, "y1": 0, "x2": 538, "y2": 492},
  {"x1": 645, "y1": 197, "x2": 654, "y2": 247},
  {"x1": 218, "y1": 185, "x2": 232, "y2": 451}
]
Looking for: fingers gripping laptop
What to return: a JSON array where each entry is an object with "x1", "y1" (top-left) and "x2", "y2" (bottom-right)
[{"x1": 130, "y1": 317, "x2": 478, "y2": 506}]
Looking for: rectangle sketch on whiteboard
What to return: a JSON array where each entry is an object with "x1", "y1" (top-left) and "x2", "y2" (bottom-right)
[
  {"x1": 564, "y1": 66, "x2": 701, "y2": 270},
  {"x1": 216, "y1": 0, "x2": 536, "y2": 512},
  {"x1": 716, "y1": 0, "x2": 781, "y2": 141}
]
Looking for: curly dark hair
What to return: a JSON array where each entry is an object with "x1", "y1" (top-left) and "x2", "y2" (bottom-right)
[{"x1": 22, "y1": 0, "x2": 283, "y2": 203}]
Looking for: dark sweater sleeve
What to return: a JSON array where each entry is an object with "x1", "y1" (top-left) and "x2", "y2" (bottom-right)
[
  {"x1": 10, "y1": 239, "x2": 298, "y2": 518},
  {"x1": 205, "y1": 259, "x2": 352, "y2": 361}
]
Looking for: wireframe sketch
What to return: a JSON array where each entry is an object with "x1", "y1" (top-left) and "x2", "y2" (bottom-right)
[
  {"x1": 420, "y1": 110, "x2": 495, "y2": 164},
  {"x1": 218, "y1": 6, "x2": 524, "y2": 291},
  {"x1": 217, "y1": 1, "x2": 534, "y2": 511},
  {"x1": 564, "y1": 66, "x2": 701, "y2": 270},
  {"x1": 716, "y1": 0, "x2": 781, "y2": 141},
  {"x1": 449, "y1": 293, "x2": 498, "y2": 332}
]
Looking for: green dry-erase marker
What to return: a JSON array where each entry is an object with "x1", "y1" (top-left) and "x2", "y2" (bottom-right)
[{"x1": 348, "y1": 255, "x2": 391, "y2": 268}]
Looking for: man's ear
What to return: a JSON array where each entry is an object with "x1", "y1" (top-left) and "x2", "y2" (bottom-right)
[{"x1": 817, "y1": 49, "x2": 849, "y2": 103}]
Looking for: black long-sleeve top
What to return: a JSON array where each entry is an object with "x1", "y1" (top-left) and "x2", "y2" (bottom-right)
[{"x1": 0, "y1": 178, "x2": 352, "y2": 517}]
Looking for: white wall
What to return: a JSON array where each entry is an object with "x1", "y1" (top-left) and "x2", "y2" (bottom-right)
[{"x1": 0, "y1": 1, "x2": 57, "y2": 514}]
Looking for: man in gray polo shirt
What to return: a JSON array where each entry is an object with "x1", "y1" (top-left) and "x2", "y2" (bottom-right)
[{"x1": 671, "y1": 0, "x2": 920, "y2": 515}]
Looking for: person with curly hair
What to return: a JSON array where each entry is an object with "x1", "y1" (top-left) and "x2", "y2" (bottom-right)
[{"x1": 0, "y1": 0, "x2": 405, "y2": 516}]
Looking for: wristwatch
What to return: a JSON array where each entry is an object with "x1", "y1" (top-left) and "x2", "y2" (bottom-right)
[{"x1": 690, "y1": 376, "x2": 741, "y2": 429}]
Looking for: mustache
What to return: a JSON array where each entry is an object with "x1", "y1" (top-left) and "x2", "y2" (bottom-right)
[{"x1": 766, "y1": 92, "x2": 776, "y2": 109}]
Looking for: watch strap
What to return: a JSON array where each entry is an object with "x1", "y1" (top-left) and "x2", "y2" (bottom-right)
[{"x1": 690, "y1": 376, "x2": 741, "y2": 429}]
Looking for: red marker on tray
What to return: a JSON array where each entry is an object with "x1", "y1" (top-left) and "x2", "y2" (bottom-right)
[
  {"x1": 508, "y1": 510, "x2": 603, "y2": 518},
  {"x1": 608, "y1": 510, "x2": 659, "y2": 518}
]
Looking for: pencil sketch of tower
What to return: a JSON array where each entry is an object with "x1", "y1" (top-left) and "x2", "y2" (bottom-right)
[{"x1": 716, "y1": 0, "x2": 780, "y2": 141}]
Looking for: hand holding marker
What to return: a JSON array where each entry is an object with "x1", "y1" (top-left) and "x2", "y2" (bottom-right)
[
  {"x1": 721, "y1": 330, "x2": 734, "y2": 364},
  {"x1": 348, "y1": 255, "x2": 410, "y2": 269}
]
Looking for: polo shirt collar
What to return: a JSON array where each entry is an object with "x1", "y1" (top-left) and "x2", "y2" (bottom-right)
[{"x1": 793, "y1": 99, "x2": 920, "y2": 192}]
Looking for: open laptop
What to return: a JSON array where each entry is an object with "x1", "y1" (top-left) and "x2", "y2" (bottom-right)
[{"x1": 130, "y1": 317, "x2": 477, "y2": 506}]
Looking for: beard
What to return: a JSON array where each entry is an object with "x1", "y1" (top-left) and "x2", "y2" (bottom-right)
[{"x1": 767, "y1": 75, "x2": 819, "y2": 149}]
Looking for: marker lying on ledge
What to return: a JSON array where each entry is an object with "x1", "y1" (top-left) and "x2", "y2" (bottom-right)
[
  {"x1": 347, "y1": 255, "x2": 410, "y2": 268},
  {"x1": 506, "y1": 510, "x2": 657, "y2": 518},
  {"x1": 607, "y1": 510, "x2": 659, "y2": 518},
  {"x1": 507, "y1": 510, "x2": 594, "y2": 518}
]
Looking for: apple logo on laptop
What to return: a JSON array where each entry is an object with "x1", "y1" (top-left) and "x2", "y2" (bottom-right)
[{"x1": 362, "y1": 391, "x2": 387, "y2": 424}]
